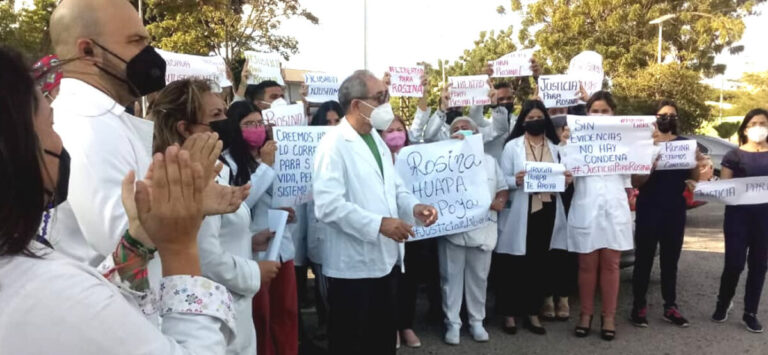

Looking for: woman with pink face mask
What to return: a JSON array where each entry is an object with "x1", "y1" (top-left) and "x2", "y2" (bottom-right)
[{"x1": 379, "y1": 115, "x2": 435, "y2": 349}]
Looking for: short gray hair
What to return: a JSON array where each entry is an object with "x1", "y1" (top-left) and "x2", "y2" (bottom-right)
[{"x1": 338, "y1": 70, "x2": 375, "y2": 113}]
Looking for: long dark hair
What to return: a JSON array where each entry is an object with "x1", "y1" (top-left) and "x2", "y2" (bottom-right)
[
  {"x1": 738, "y1": 108, "x2": 768, "y2": 146},
  {"x1": 221, "y1": 101, "x2": 260, "y2": 186},
  {"x1": 0, "y1": 47, "x2": 46, "y2": 256},
  {"x1": 311, "y1": 101, "x2": 344, "y2": 126},
  {"x1": 507, "y1": 100, "x2": 560, "y2": 144}
]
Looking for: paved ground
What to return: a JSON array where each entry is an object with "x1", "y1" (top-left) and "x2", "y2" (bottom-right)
[{"x1": 301, "y1": 202, "x2": 768, "y2": 354}]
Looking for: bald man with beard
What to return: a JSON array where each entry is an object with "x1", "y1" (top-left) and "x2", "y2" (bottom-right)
[{"x1": 49, "y1": 0, "x2": 166, "y2": 266}]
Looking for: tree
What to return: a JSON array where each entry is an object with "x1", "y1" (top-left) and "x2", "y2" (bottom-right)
[
  {"x1": 500, "y1": 0, "x2": 761, "y2": 77},
  {"x1": 0, "y1": 0, "x2": 57, "y2": 61},
  {"x1": 714, "y1": 121, "x2": 741, "y2": 139},
  {"x1": 725, "y1": 71, "x2": 768, "y2": 115},
  {"x1": 144, "y1": 0, "x2": 318, "y2": 66},
  {"x1": 611, "y1": 63, "x2": 714, "y2": 133}
]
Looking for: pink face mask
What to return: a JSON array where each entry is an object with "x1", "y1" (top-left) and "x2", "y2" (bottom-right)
[
  {"x1": 384, "y1": 130, "x2": 407, "y2": 152},
  {"x1": 242, "y1": 126, "x2": 267, "y2": 149}
]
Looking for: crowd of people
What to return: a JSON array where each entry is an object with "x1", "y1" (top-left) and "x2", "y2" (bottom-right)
[{"x1": 2, "y1": 0, "x2": 768, "y2": 354}]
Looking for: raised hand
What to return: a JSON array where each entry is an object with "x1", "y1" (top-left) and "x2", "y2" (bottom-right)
[
  {"x1": 134, "y1": 146, "x2": 206, "y2": 276},
  {"x1": 122, "y1": 171, "x2": 153, "y2": 248},
  {"x1": 261, "y1": 141, "x2": 277, "y2": 167},
  {"x1": 440, "y1": 83, "x2": 453, "y2": 111}
]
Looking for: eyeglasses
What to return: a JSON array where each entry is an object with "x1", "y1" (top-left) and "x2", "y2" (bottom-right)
[
  {"x1": 656, "y1": 114, "x2": 678, "y2": 120},
  {"x1": 241, "y1": 121, "x2": 265, "y2": 127},
  {"x1": 359, "y1": 91, "x2": 390, "y2": 105}
]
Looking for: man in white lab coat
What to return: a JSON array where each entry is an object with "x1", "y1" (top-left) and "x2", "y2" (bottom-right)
[
  {"x1": 313, "y1": 70, "x2": 438, "y2": 355},
  {"x1": 48, "y1": 0, "x2": 165, "y2": 267}
]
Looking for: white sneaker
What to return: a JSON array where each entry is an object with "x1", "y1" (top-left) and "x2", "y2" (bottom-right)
[
  {"x1": 469, "y1": 323, "x2": 489, "y2": 342},
  {"x1": 444, "y1": 325, "x2": 460, "y2": 345}
]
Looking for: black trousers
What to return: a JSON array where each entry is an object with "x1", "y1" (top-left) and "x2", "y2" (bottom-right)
[
  {"x1": 545, "y1": 249, "x2": 578, "y2": 299},
  {"x1": 396, "y1": 238, "x2": 441, "y2": 330},
  {"x1": 717, "y1": 204, "x2": 768, "y2": 314},
  {"x1": 328, "y1": 268, "x2": 398, "y2": 355},
  {"x1": 632, "y1": 198, "x2": 686, "y2": 310},
  {"x1": 496, "y1": 200, "x2": 556, "y2": 317}
]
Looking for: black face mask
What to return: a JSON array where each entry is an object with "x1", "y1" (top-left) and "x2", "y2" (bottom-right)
[
  {"x1": 208, "y1": 119, "x2": 229, "y2": 137},
  {"x1": 44, "y1": 148, "x2": 70, "y2": 207},
  {"x1": 656, "y1": 118, "x2": 677, "y2": 134},
  {"x1": 523, "y1": 119, "x2": 547, "y2": 136},
  {"x1": 91, "y1": 40, "x2": 167, "y2": 97},
  {"x1": 502, "y1": 103, "x2": 515, "y2": 116},
  {"x1": 446, "y1": 109, "x2": 463, "y2": 125}
]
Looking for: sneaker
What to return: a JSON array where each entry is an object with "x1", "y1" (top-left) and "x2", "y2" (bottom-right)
[
  {"x1": 663, "y1": 307, "x2": 690, "y2": 328},
  {"x1": 630, "y1": 307, "x2": 649, "y2": 328},
  {"x1": 469, "y1": 323, "x2": 490, "y2": 342},
  {"x1": 712, "y1": 301, "x2": 733, "y2": 323},
  {"x1": 743, "y1": 313, "x2": 764, "y2": 333},
  {"x1": 444, "y1": 325, "x2": 460, "y2": 345}
]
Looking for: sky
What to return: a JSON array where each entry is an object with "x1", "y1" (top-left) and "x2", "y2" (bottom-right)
[{"x1": 278, "y1": 0, "x2": 768, "y2": 85}]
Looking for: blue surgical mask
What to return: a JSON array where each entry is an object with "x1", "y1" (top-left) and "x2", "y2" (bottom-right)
[{"x1": 457, "y1": 130, "x2": 474, "y2": 137}]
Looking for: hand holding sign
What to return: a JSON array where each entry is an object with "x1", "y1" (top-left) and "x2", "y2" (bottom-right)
[{"x1": 414, "y1": 204, "x2": 439, "y2": 227}]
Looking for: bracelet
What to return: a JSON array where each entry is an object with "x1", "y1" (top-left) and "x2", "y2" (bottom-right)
[{"x1": 123, "y1": 230, "x2": 157, "y2": 257}]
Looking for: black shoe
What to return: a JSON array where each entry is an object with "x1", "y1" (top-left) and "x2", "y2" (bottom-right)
[
  {"x1": 502, "y1": 319, "x2": 518, "y2": 335},
  {"x1": 743, "y1": 313, "x2": 764, "y2": 333},
  {"x1": 574, "y1": 316, "x2": 593, "y2": 338},
  {"x1": 712, "y1": 301, "x2": 733, "y2": 323},
  {"x1": 630, "y1": 307, "x2": 649, "y2": 328},
  {"x1": 524, "y1": 318, "x2": 547, "y2": 335},
  {"x1": 663, "y1": 307, "x2": 690, "y2": 328},
  {"x1": 601, "y1": 317, "x2": 616, "y2": 341}
]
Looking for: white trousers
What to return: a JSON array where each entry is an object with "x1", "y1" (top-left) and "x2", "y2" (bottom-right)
[{"x1": 438, "y1": 239, "x2": 492, "y2": 328}]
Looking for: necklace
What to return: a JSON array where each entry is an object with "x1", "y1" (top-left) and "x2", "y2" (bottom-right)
[{"x1": 528, "y1": 138, "x2": 544, "y2": 162}]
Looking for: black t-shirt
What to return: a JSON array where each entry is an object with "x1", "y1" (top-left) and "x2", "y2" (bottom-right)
[
  {"x1": 637, "y1": 136, "x2": 692, "y2": 207},
  {"x1": 721, "y1": 148, "x2": 768, "y2": 178}
]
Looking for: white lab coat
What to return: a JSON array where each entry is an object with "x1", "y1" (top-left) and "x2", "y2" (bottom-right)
[
  {"x1": 305, "y1": 201, "x2": 330, "y2": 265},
  {"x1": 197, "y1": 157, "x2": 265, "y2": 355},
  {"x1": 51, "y1": 78, "x2": 154, "y2": 266},
  {"x1": 496, "y1": 136, "x2": 569, "y2": 255},
  {"x1": 312, "y1": 118, "x2": 421, "y2": 279},
  {"x1": 0, "y1": 243, "x2": 235, "y2": 355},
  {"x1": 566, "y1": 174, "x2": 634, "y2": 253}
]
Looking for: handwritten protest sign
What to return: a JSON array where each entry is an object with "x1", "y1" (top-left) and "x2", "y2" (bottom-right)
[
  {"x1": 244, "y1": 51, "x2": 285, "y2": 85},
  {"x1": 263, "y1": 103, "x2": 307, "y2": 126},
  {"x1": 395, "y1": 135, "x2": 491, "y2": 240},
  {"x1": 388, "y1": 65, "x2": 424, "y2": 97},
  {"x1": 694, "y1": 176, "x2": 768, "y2": 205},
  {"x1": 156, "y1": 49, "x2": 231, "y2": 88},
  {"x1": 563, "y1": 115, "x2": 655, "y2": 176},
  {"x1": 448, "y1": 75, "x2": 491, "y2": 107},
  {"x1": 524, "y1": 162, "x2": 566, "y2": 192},
  {"x1": 568, "y1": 51, "x2": 604, "y2": 96},
  {"x1": 490, "y1": 49, "x2": 534, "y2": 78},
  {"x1": 304, "y1": 73, "x2": 340, "y2": 103},
  {"x1": 272, "y1": 126, "x2": 330, "y2": 206},
  {"x1": 656, "y1": 140, "x2": 697, "y2": 170},
  {"x1": 537, "y1": 75, "x2": 581, "y2": 108}
]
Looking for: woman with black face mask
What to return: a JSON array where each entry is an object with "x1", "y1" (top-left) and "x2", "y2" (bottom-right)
[
  {"x1": 495, "y1": 100, "x2": 572, "y2": 336},
  {"x1": 629, "y1": 100, "x2": 701, "y2": 329}
]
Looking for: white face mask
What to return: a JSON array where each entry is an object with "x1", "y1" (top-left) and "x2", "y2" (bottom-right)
[
  {"x1": 746, "y1": 126, "x2": 768, "y2": 143},
  {"x1": 360, "y1": 101, "x2": 395, "y2": 131},
  {"x1": 269, "y1": 97, "x2": 288, "y2": 107}
]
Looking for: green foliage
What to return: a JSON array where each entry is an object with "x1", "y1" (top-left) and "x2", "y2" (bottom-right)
[
  {"x1": 504, "y1": 0, "x2": 761, "y2": 77},
  {"x1": 713, "y1": 121, "x2": 741, "y2": 139},
  {"x1": 145, "y1": 0, "x2": 318, "y2": 69},
  {"x1": 612, "y1": 63, "x2": 714, "y2": 133},
  {"x1": 725, "y1": 71, "x2": 768, "y2": 115},
  {"x1": 0, "y1": 0, "x2": 57, "y2": 61}
]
